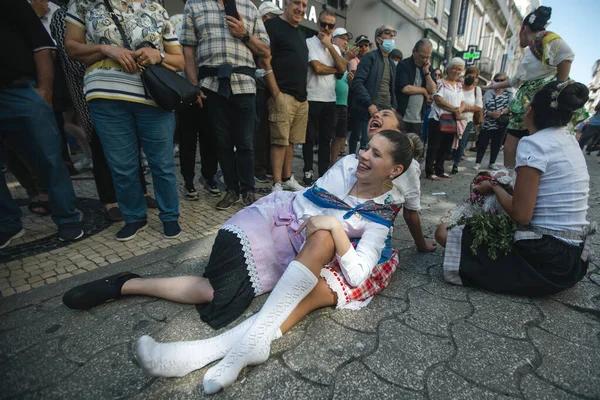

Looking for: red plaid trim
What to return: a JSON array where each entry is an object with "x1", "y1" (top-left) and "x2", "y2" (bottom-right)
[{"x1": 322, "y1": 250, "x2": 399, "y2": 306}]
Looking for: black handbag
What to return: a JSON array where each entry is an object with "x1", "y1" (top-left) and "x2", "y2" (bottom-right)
[
  {"x1": 494, "y1": 94, "x2": 510, "y2": 128},
  {"x1": 103, "y1": 0, "x2": 199, "y2": 111}
]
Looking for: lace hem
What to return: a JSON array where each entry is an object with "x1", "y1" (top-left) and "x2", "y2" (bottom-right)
[
  {"x1": 320, "y1": 266, "x2": 372, "y2": 310},
  {"x1": 221, "y1": 225, "x2": 262, "y2": 295}
]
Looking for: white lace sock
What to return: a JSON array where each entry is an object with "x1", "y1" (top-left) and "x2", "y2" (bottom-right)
[
  {"x1": 134, "y1": 315, "x2": 283, "y2": 378},
  {"x1": 203, "y1": 261, "x2": 317, "y2": 394}
]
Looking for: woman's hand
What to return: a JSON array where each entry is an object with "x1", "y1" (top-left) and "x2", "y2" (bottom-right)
[
  {"x1": 296, "y1": 216, "x2": 342, "y2": 238},
  {"x1": 482, "y1": 83, "x2": 495, "y2": 91},
  {"x1": 103, "y1": 45, "x2": 139, "y2": 73},
  {"x1": 474, "y1": 180, "x2": 494, "y2": 195},
  {"x1": 134, "y1": 47, "x2": 162, "y2": 67}
]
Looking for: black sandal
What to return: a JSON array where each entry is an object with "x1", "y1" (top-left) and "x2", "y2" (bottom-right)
[
  {"x1": 62, "y1": 272, "x2": 140, "y2": 310},
  {"x1": 28, "y1": 200, "x2": 51, "y2": 216}
]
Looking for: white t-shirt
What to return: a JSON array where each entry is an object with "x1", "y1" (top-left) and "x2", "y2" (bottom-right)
[
  {"x1": 461, "y1": 86, "x2": 483, "y2": 123},
  {"x1": 293, "y1": 155, "x2": 404, "y2": 286},
  {"x1": 429, "y1": 80, "x2": 464, "y2": 121},
  {"x1": 509, "y1": 39, "x2": 575, "y2": 88},
  {"x1": 515, "y1": 127, "x2": 589, "y2": 239},
  {"x1": 392, "y1": 159, "x2": 421, "y2": 211},
  {"x1": 306, "y1": 35, "x2": 341, "y2": 102}
]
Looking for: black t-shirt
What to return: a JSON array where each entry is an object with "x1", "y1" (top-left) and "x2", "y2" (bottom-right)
[
  {"x1": 0, "y1": 0, "x2": 56, "y2": 86},
  {"x1": 265, "y1": 17, "x2": 308, "y2": 102}
]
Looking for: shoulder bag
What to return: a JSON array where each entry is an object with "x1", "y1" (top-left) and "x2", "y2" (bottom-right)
[
  {"x1": 494, "y1": 93, "x2": 510, "y2": 128},
  {"x1": 439, "y1": 113, "x2": 457, "y2": 134},
  {"x1": 103, "y1": 0, "x2": 200, "y2": 111}
]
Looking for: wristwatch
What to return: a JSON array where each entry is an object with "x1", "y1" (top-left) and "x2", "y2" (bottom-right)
[
  {"x1": 158, "y1": 52, "x2": 165, "y2": 64},
  {"x1": 242, "y1": 33, "x2": 251, "y2": 44},
  {"x1": 424, "y1": 72, "x2": 431, "y2": 76}
]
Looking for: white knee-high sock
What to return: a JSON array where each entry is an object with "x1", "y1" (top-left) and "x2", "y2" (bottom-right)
[
  {"x1": 134, "y1": 315, "x2": 283, "y2": 378},
  {"x1": 203, "y1": 261, "x2": 317, "y2": 394}
]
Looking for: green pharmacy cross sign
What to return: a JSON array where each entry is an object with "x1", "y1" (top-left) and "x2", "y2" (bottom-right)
[{"x1": 462, "y1": 45, "x2": 481, "y2": 66}]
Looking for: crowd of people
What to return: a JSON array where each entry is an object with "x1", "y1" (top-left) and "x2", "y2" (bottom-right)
[{"x1": 2, "y1": 0, "x2": 596, "y2": 394}]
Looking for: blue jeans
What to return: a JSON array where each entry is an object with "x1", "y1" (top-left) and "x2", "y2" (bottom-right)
[
  {"x1": 0, "y1": 85, "x2": 80, "y2": 232},
  {"x1": 420, "y1": 108, "x2": 432, "y2": 144},
  {"x1": 89, "y1": 99, "x2": 179, "y2": 224},
  {"x1": 453, "y1": 121, "x2": 474, "y2": 167}
]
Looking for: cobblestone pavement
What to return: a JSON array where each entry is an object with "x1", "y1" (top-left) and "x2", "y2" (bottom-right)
[{"x1": 0, "y1": 150, "x2": 599, "y2": 399}]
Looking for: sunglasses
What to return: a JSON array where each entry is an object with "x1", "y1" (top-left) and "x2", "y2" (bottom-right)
[
  {"x1": 494, "y1": 79, "x2": 506, "y2": 82},
  {"x1": 319, "y1": 21, "x2": 335, "y2": 29},
  {"x1": 382, "y1": 29, "x2": 397, "y2": 37}
]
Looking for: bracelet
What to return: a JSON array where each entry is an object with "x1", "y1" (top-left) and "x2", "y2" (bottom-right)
[
  {"x1": 263, "y1": 70, "x2": 273, "y2": 76},
  {"x1": 424, "y1": 73, "x2": 431, "y2": 76}
]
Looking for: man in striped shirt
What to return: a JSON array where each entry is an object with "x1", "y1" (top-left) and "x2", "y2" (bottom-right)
[{"x1": 181, "y1": 0, "x2": 270, "y2": 210}]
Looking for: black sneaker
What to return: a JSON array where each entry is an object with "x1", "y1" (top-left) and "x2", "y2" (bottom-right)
[
  {"x1": 116, "y1": 221, "x2": 148, "y2": 241},
  {"x1": 0, "y1": 228, "x2": 25, "y2": 249},
  {"x1": 205, "y1": 179, "x2": 222, "y2": 197},
  {"x1": 255, "y1": 174, "x2": 270, "y2": 183},
  {"x1": 104, "y1": 206, "x2": 124, "y2": 222},
  {"x1": 62, "y1": 272, "x2": 140, "y2": 310},
  {"x1": 242, "y1": 191, "x2": 256, "y2": 206},
  {"x1": 303, "y1": 170, "x2": 314, "y2": 185},
  {"x1": 184, "y1": 184, "x2": 199, "y2": 201},
  {"x1": 163, "y1": 221, "x2": 181, "y2": 239},
  {"x1": 216, "y1": 190, "x2": 240, "y2": 210},
  {"x1": 58, "y1": 222, "x2": 84, "y2": 242},
  {"x1": 145, "y1": 195, "x2": 158, "y2": 209},
  {"x1": 451, "y1": 165, "x2": 459, "y2": 175}
]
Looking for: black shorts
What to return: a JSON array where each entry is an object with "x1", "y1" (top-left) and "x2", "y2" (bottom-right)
[
  {"x1": 306, "y1": 101, "x2": 336, "y2": 142},
  {"x1": 334, "y1": 105, "x2": 348, "y2": 138},
  {"x1": 507, "y1": 129, "x2": 528, "y2": 139}
]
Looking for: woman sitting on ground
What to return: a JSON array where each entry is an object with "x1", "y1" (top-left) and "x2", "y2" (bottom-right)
[
  {"x1": 435, "y1": 81, "x2": 591, "y2": 296},
  {"x1": 63, "y1": 130, "x2": 415, "y2": 393}
]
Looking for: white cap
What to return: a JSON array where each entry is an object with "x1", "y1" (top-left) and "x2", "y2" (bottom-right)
[
  {"x1": 258, "y1": 2, "x2": 283, "y2": 17},
  {"x1": 333, "y1": 27, "x2": 353, "y2": 40}
]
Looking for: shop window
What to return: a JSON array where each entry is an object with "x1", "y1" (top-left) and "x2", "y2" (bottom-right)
[{"x1": 442, "y1": 13, "x2": 448, "y2": 31}]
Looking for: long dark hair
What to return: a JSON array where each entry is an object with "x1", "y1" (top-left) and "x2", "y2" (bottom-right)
[{"x1": 530, "y1": 81, "x2": 589, "y2": 130}]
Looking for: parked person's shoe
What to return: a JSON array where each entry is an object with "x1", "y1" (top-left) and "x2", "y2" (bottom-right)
[
  {"x1": 58, "y1": 222, "x2": 84, "y2": 242},
  {"x1": 74, "y1": 157, "x2": 93, "y2": 170},
  {"x1": 62, "y1": 272, "x2": 140, "y2": 310},
  {"x1": 203, "y1": 178, "x2": 222, "y2": 197},
  {"x1": 242, "y1": 192, "x2": 256, "y2": 206},
  {"x1": 104, "y1": 206, "x2": 124, "y2": 222},
  {"x1": 488, "y1": 163, "x2": 499, "y2": 171},
  {"x1": 255, "y1": 174, "x2": 270, "y2": 183},
  {"x1": 451, "y1": 165, "x2": 459, "y2": 175},
  {"x1": 473, "y1": 163, "x2": 481, "y2": 170},
  {"x1": 281, "y1": 175, "x2": 304, "y2": 191},
  {"x1": 0, "y1": 228, "x2": 25, "y2": 249},
  {"x1": 116, "y1": 221, "x2": 148, "y2": 241},
  {"x1": 163, "y1": 221, "x2": 181, "y2": 239},
  {"x1": 303, "y1": 170, "x2": 314, "y2": 185},
  {"x1": 145, "y1": 195, "x2": 158, "y2": 209},
  {"x1": 216, "y1": 190, "x2": 240, "y2": 210},
  {"x1": 272, "y1": 182, "x2": 284, "y2": 192},
  {"x1": 184, "y1": 183, "x2": 199, "y2": 201}
]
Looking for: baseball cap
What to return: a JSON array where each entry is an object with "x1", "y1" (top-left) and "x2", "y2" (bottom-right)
[
  {"x1": 355, "y1": 34, "x2": 371, "y2": 45},
  {"x1": 332, "y1": 27, "x2": 353, "y2": 40},
  {"x1": 258, "y1": 1, "x2": 283, "y2": 17}
]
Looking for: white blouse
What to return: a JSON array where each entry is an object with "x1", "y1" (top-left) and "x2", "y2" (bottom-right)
[
  {"x1": 509, "y1": 39, "x2": 575, "y2": 87},
  {"x1": 293, "y1": 155, "x2": 404, "y2": 287},
  {"x1": 392, "y1": 159, "x2": 421, "y2": 211},
  {"x1": 515, "y1": 127, "x2": 589, "y2": 241},
  {"x1": 462, "y1": 86, "x2": 483, "y2": 123},
  {"x1": 430, "y1": 80, "x2": 464, "y2": 121}
]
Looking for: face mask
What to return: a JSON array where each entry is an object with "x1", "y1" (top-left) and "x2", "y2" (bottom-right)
[
  {"x1": 464, "y1": 76, "x2": 475, "y2": 86},
  {"x1": 380, "y1": 39, "x2": 395, "y2": 53}
]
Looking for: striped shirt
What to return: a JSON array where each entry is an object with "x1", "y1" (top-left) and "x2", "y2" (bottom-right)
[
  {"x1": 482, "y1": 90, "x2": 512, "y2": 130},
  {"x1": 180, "y1": 0, "x2": 269, "y2": 95},
  {"x1": 66, "y1": 0, "x2": 180, "y2": 106}
]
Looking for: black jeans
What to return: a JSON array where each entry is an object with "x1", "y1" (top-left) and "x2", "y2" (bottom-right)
[
  {"x1": 303, "y1": 101, "x2": 335, "y2": 177},
  {"x1": 579, "y1": 125, "x2": 600, "y2": 151},
  {"x1": 476, "y1": 127, "x2": 506, "y2": 164},
  {"x1": 254, "y1": 86, "x2": 271, "y2": 176},
  {"x1": 425, "y1": 119, "x2": 454, "y2": 177},
  {"x1": 177, "y1": 103, "x2": 218, "y2": 186},
  {"x1": 205, "y1": 89, "x2": 256, "y2": 195},
  {"x1": 404, "y1": 121, "x2": 423, "y2": 136}
]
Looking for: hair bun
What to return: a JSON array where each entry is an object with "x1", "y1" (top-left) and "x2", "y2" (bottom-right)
[
  {"x1": 535, "y1": 6, "x2": 552, "y2": 20},
  {"x1": 526, "y1": 6, "x2": 552, "y2": 31},
  {"x1": 560, "y1": 83, "x2": 589, "y2": 112}
]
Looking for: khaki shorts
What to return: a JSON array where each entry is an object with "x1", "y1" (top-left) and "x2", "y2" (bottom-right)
[{"x1": 267, "y1": 93, "x2": 308, "y2": 146}]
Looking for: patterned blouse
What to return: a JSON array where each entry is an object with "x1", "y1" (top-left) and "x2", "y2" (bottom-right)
[
  {"x1": 180, "y1": 0, "x2": 269, "y2": 95},
  {"x1": 66, "y1": 0, "x2": 180, "y2": 106}
]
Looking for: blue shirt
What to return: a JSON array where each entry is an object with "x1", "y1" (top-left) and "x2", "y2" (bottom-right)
[{"x1": 588, "y1": 111, "x2": 600, "y2": 127}]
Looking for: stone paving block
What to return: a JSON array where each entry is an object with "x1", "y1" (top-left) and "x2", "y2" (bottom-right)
[
  {"x1": 283, "y1": 316, "x2": 376, "y2": 384},
  {"x1": 329, "y1": 295, "x2": 406, "y2": 333},
  {"x1": 1, "y1": 288, "x2": 16, "y2": 296},
  {"x1": 426, "y1": 364, "x2": 517, "y2": 400},
  {"x1": 379, "y1": 269, "x2": 430, "y2": 300},
  {"x1": 403, "y1": 288, "x2": 472, "y2": 337},
  {"x1": 142, "y1": 299, "x2": 191, "y2": 322},
  {"x1": 397, "y1": 249, "x2": 445, "y2": 275},
  {"x1": 364, "y1": 319, "x2": 454, "y2": 391},
  {"x1": 534, "y1": 298, "x2": 600, "y2": 346},
  {"x1": 333, "y1": 361, "x2": 423, "y2": 400},
  {"x1": 467, "y1": 291, "x2": 541, "y2": 339},
  {"x1": 529, "y1": 327, "x2": 600, "y2": 398},
  {"x1": 549, "y1": 281, "x2": 600, "y2": 311},
  {"x1": 423, "y1": 265, "x2": 472, "y2": 301},
  {"x1": 519, "y1": 374, "x2": 582, "y2": 400},
  {"x1": 15, "y1": 284, "x2": 32, "y2": 293},
  {"x1": 447, "y1": 321, "x2": 536, "y2": 396}
]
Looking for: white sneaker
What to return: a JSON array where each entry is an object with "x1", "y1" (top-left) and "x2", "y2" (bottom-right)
[
  {"x1": 473, "y1": 163, "x2": 481, "y2": 170},
  {"x1": 281, "y1": 175, "x2": 304, "y2": 191},
  {"x1": 488, "y1": 163, "x2": 499, "y2": 171},
  {"x1": 173, "y1": 145, "x2": 180, "y2": 157},
  {"x1": 73, "y1": 157, "x2": 93, "y2": 170},
  {"x1": 272, "y1": 182, "x2": 284, "y2": 192}
]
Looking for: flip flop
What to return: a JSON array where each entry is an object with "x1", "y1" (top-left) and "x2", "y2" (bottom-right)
[
  {"x1": 427, "y1": 175, "x2": 441, "y2": 181},
  {"x1": 440, "y1": 173, "x2": 453, "y2": 179}
]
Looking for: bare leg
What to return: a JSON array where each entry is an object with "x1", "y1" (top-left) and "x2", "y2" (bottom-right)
[
  {"x1": 283, "y1": 144, "x2": 294, "y2": 179},
  {"x1": 121, "y1": 276, "x2": 214, "y2": 304},
  {"x1": 503, "y1": 135, "x2": 519, "y2": 168},
  {"x1": 271, "y1": 144, "x2": 286, "y2": 183},
  {"x1": 435, "y1": 223, "x2": 448, "y2": 248}
]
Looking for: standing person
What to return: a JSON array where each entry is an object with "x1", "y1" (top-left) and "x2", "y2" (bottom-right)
[
  {"x1": 483, "y1": 6, "x2": 574, "y2": 168},
  {"x1": 350, "y1": 25, "x2": 398, "y2": 155},
  {"x1": 302, "y1": 8, "x2": 347, "y2": 185},
  {"x1": 348, "y1": 35, "x2": 371, "y2": 74},
  {"x1": 451, "y1": 66, "x2": 482, "y2": 174},
  {"x1": 395, "y1": 39, "x2": 436, "y2": 139},
  {"x1": 475, "y1": 72, "x2": 513, "y2": 170},
  {"x1": 65, "y1": 0, "x2": 184, "y2": 241},
  {"x1": 578, "y1": 102, "x2": 600, "y2": 154},
  {"x1": 181, "y1": 0, "x2": 270, "y2": 209},
  {"x1": 1, "y1": 0, "x2": 83, "y2": 248},
  {"x1": 425, "y1": 57, "x2": 466, "y2": 180},
  {"x1": 330, "y1": 27, "x2": 358, "y2": 165},
  {"x1": 262, "y1": 0, "x2": 309, "y2": 193}
]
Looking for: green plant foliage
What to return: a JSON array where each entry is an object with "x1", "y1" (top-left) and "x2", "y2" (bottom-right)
[{"x1": 449, "y1": 213, "x2": 517, "y2": 260}]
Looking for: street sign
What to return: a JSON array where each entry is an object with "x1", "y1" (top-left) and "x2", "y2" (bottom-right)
[{"x1": 462, "y1": 45, "x2": 481, "y2": 66}]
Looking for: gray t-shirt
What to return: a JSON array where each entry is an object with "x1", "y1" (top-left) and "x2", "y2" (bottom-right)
[{"x1": 403, "y1": 71, "x2": 424, "y2": 123}]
